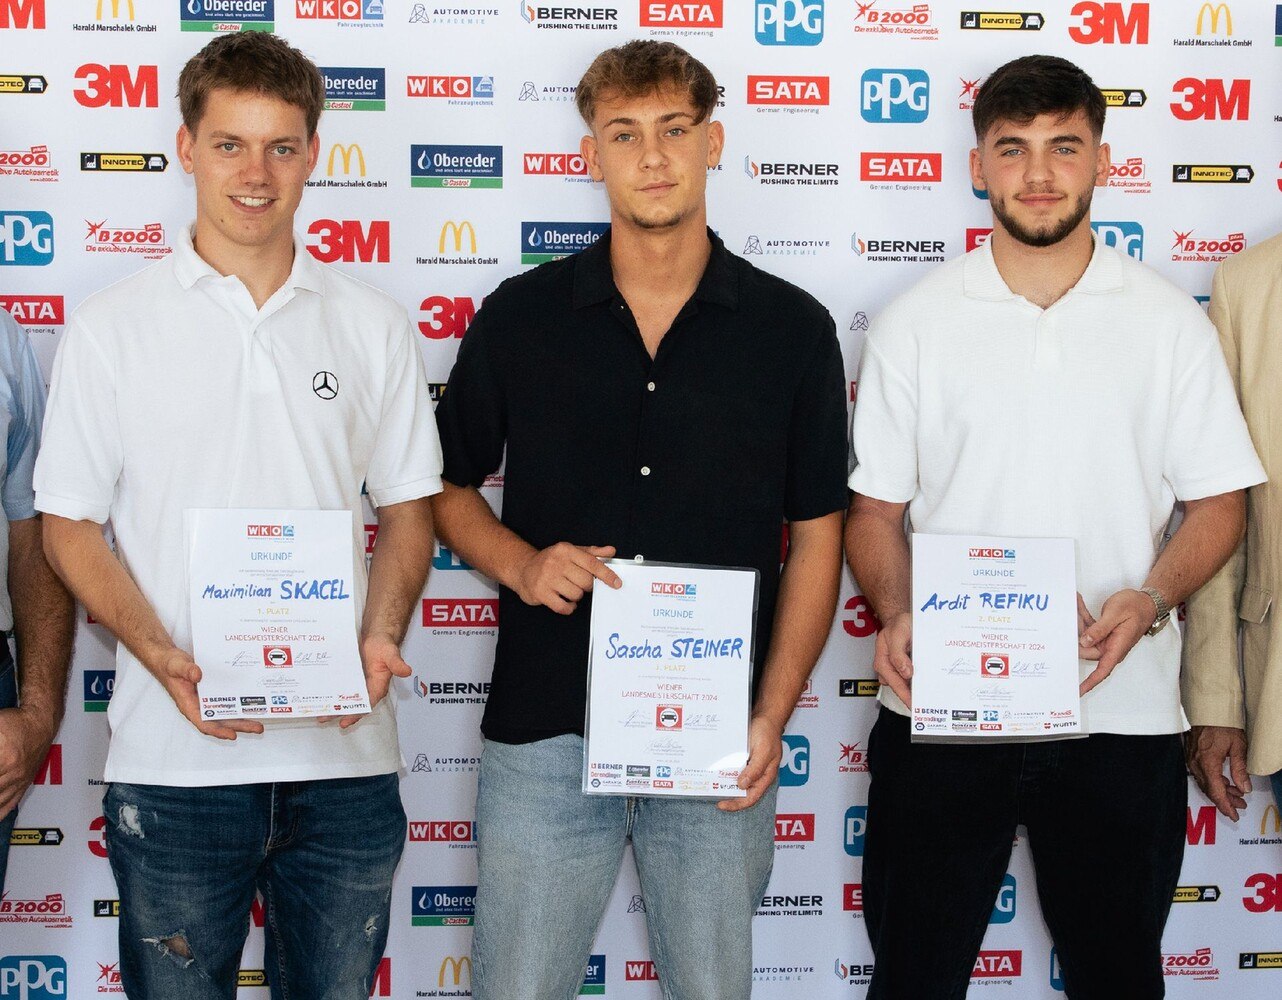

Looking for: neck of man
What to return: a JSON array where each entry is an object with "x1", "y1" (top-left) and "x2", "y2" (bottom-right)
[
  {"x1": 608, "y1": 211, "x2": 711, "y2": 310},
  {"x1": 192, "y1": 222, "x2": 295, "y2": 311},
  {"x1": 988, "y1": 216, "x2": 1095, "y2": 311}
]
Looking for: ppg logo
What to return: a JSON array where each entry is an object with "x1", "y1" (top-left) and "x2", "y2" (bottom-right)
[
  {"x1": 1092, "y1": 221, "x2": 1144, "y2": 261},
  {"x1": 861, "y1": 69, "x2": 929, "y2": 123},
  {"x1": 990, "y1": 873, "x2": 1016, "y2": 924},
  {"x1": 0, "y1": 956, "x2": 67, "y2": 999},
  {"x1": 0, "y1": 212, "x2": 54, "y2": 265},
  {"x1": 844, "y1": 805, "x2": 867, "y2": 856},
  {"x1": 779, "y1": 734, "x2": 810, "y2": 786},
  {"x1": 755, "y1": 0, "x2": 823, "y2": 45}
]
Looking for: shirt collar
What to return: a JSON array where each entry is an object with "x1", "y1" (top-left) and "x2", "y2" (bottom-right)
[
  {"x1": 173, "y1": 225, "x2": 326, "y2": 296},
  {"x1": 572, "y1": 226, "x2": 740, "y2": 311},
  {"x1": 962, "y1": 228, "x2": 1124, "y2": 302}
]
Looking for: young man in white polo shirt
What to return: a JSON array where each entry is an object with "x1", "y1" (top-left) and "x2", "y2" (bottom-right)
[
  {"x1": 846, "y1": 55, "x2": 1265, "y2": 999},
  {"x1": 33, "y1": 33, "x2": 441, "y2": 1000}
]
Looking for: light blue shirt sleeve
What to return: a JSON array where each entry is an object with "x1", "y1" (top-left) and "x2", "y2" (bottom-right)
[{"x1": 0, "y1": 308, "x2": 46, "y2": 523}]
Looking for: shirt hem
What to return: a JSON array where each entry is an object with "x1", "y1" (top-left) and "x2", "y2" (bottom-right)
[
  {"x1": 33, "y1": 491, "x2": 110, "y2": 524},
  {"x1": 103, "y1": 755, "x2": 404, "y2": 787},
  {"x1": 368, "y1": 475, "x2": 443, "y2": 508}
]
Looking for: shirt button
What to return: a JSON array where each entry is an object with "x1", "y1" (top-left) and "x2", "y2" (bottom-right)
[
  {"x1": 640, "y1": 466, "x2": 651, "y2": 476},
  {"x1": 647, "y1": 381, "x2": 656, "y2": 392},
  {"x1": 634, "y1": 554, "x2": 645, "y2": 563}
]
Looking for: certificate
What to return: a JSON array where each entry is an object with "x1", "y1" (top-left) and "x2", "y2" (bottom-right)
[
  {"x1": 910, "y1": 534, "x2": 1082, "y2": 742},
  {"x1": 584, "y1": 560, "x2": 758, "y2": 798},
  {"x1": 186, "y1": 508, "x2": 371, "y2": 721}
]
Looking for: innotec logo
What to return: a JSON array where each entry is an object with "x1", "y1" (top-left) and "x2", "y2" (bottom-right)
[
  {"x1": 744, "y1": 155, "x2": 838, "y2": 186},
  {"x1": 411, "y1": 145, "x2": 502, "y2": 188},
  {"x1": 295, "y1": 0, "x2": 384, "y2": 24},
  {"x1": 321, "y1": 66, "x2": 386, "y2": 110},
  {"x1": 81, "y1": 151, "x2": 167, "y2": 173},
  {"x1": 521, "y1": 221, "x2": 608, "y2": 264},
  {"x1": 1172, "y1": 163, "x2": 1252, "y2": 184},
  {"x1": 853, "y1": 2, "x2": 939, "y2": 39},
  {"x1": 520, "y1": 2, "x2": 620, "y2": 29},
  {"x1": 180, "y1": 0, "x2": 275, "y2": 32},
  {"x1": 747, "y1": 75, "x2": 829, "y2": 111},
  {"x1": 960, "y1": 10, "x2": 1041, "y2": 29},
  {"x1": 641, "y1": 1, "x2": 722, "y2": 30}
]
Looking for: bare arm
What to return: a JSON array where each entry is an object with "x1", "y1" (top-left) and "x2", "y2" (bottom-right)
[
  {"x1": 42, "y1": 514, "x2": 263, "y2": 740},
  {"x1": 0, "y1": 516, "x2": 75, "y2": 817},
  {"x1": 722, "y1": 511, "x2": 843, "y2": 812}
]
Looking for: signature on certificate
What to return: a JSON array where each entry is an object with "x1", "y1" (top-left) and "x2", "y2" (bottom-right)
[{"x1": 645, "y1": 736, "x2": 684, "y2": 755}]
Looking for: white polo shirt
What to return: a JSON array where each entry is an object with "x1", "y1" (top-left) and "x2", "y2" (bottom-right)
[
  {"x1": 34, "y1": 229, "x2": 443, "y2": 785},
  {"x1": 849, "y1": 237, "x2": 1265, "y2": 735}
]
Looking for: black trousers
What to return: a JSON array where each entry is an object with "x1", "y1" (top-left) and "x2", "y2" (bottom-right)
[{"x1": 864, "y1": 708, "x2": 1186, "y2": 1000}]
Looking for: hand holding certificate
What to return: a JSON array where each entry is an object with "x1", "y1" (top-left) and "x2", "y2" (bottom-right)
[
  {"x1": 584, "y1": 560, "x2": 758, "y2": 798},
  {"x1": 910, "y1": 534, "x2": 1082, "y2": 742}
]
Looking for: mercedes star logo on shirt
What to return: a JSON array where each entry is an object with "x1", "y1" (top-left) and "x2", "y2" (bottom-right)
[{"x1": 312, "y1": 371, "x2": 339, "y2": 400}]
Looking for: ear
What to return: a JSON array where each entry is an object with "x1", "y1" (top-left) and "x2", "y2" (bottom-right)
[
  {"x1": 706, "y1": 119, "x2": 725, "y2": 169},
  {"x1": 1093, "y1": 140, "x2": 1110, "y2": 188},
  {"x1": 968, "y1": 146, "x2": 986, "y2": 192},
  {"x1": 176, "y1": 124, "x2": 195, "y2": 175},
  {"x1": 581, "y1": 132, "x2": 604, "y2": 182}
]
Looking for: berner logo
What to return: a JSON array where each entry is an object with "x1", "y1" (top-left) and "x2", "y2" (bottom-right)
[
  {"x1": 521, "y1": 2, "x2": 619, "y2": 29},
  {"x1": 851, "y1": 232, "x2": 945, "y2": 263},
  {"x1": 521, "y1": 221, "x2": 608, "y2": 264},
  {"x1": 744, "y1": 156, "x2": 838, "y2": 186},
  {"x1": 181, "y1": 0, "x2": 276, "y2": 31}
]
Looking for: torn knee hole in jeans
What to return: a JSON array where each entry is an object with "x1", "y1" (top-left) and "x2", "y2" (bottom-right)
[
  {"x1": 117, "y1": 803, "x2": 145, "y2": 838},
  {"x1": 143, "y1": 932, "x2": 195, "y2": 968}
]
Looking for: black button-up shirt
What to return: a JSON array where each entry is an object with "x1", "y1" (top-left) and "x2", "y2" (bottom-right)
[{"x1": 435, "y1": 228, "x2": 848, "y2": 743}]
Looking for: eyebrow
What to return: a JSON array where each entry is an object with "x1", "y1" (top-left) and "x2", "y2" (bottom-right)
[
  {"x1": 207, "y1": 131, "x2": 304, "y2": 145},
  {"x1": 993, "y1": 133, "x2": 1085, "y2": 149},
  {"x1": 602, "y1": 111, "x2": 697, "y2": 129}
]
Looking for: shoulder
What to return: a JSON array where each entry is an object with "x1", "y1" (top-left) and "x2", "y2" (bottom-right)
[
  {"x1": 869, "y1": 252, "x2": 968, "y2": 342},
  {"x1": 734, "y1": 253, "x2": 833, "y2": 330},
  {"x1": 483, "y1": 254, "x2": 577, "y2": 312},
  {"x1": 313, "y1": 262, "x2": 411, "y2": 329},
  {"x1": 1215, "y1": 231, "x2": 1282, "y2": 285},
  {"x1": 1107, "y1": 247, "x2": 1208, "y2": 326},
  {"x1": 71, "y1": 258, "x2": 177, "y2": 332}
]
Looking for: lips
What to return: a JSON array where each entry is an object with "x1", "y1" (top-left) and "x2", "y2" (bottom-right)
[{"x1": 231, "y1": 195, "x2": 273, "y2": 208}]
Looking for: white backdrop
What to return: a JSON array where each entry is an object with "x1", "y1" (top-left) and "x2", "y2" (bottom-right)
[{"x1": 3, "y1": 1, "x2": 1282, "y2": 997}]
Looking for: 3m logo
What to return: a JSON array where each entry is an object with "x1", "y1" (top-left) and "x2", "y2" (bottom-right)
[
  {"x1": 422, "y1": 599, "x2": 498, "y2": 628},
  {"x1": 1092, "y1": 221, "x2": 1144, "y2": 260},
  {"x1": 31, "y1": 744, "x2": 61, "y2": 785},
  {"x1": 1171, "y1": 78, "x2": 1249, "y2": 121},
  {"x1": 641, "y1": 1, "x2": 722, "y2": 26},
  {"x1": 966, "y1": 228, "x2": 992, "y2": 251},
  {"x1": 779, "y1": 734, "x2": 809, "y2": 786},
  {"x1": 439, "y1": 220, "x2": 477, "y2": 254},
  {"x1": 844, "y1": 805, "x2": 867, "y2": 856},
  {"x1": 438, "y1": 956, "x2": 471, "y2": 987},
  {"x1": 625, "y1": 961, "x2": 659, "y2": 981},
  {"x1": 0, "y1": 0, "x2": 43, "y2": 28},
  {"x1": 0, "y1": 956, "x2": 66, "y2": 998},
  {"x1": 408, "y1": 821, "x2": 476, "y2": 842},
  {"x1": 327, "y1": 143, "x2": 365, "y2": 177},
  {"x1": 1068, "y1": 2, "x2": 1148, "y2": 44},
  {"x1": 370, "y1": 958, "x2": 391, "y2": 997},
  {"x1": 775, "y1": 813, "x2": 815, "y2": 841},
  {"x1": 973, "y1": 951, "x2": 1022, "y2": 977},
  {"x1": 747, "y1": 75, "x2": 828, "y2": 106},
  {"x1": 860, "y1": 152, "x2": 942, "y2": 182},
  {"x1": 0, "y1": 211, "x2": 53, "y2": 265},
  {"x1": 1187, "y1": 805, "x2": 1217, "y2": 845},
  {"x1": 842, "y1": 595, "x2": 883, "y2": 638},
  {"x1": 418, "y1": 296, "x2": 476, "y2": 339},
  {"x1": 88, "y1": 816, "x2": 107, "y2": 858},
  {"x1": 755, "y1": 0, "x2": 823, "y2": 45},
  {"x1": 1196, "y1": 2, "x2": 1230, "y2": 35},
  {"x1": 843, "y1": 883, "x2": 863, "y2": 911},
  {"x1": 523, "y1": 152, "x2": 588, "y2": 175},
  {"x1": 1, "y1": 294, "x2": 62, "y2": 325},
  {"x1": 1243, "y1": 873, "x2": 1282, "y2": 913},
  {"x1": 73, "y1": 64, "x2": 157, "y2": 108},
  {"x1": 860, "y1": 69, "x2": 929, "y2": 123},
  {"x1": 306, "y1": 219, "x2": 389, "y2": 263}
]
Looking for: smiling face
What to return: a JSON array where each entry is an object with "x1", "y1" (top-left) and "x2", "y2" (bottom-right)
[
  {"x1": 580, "y1": 86, "x2": 724, "y2": 235},
  {"x1": 176, "y1": 86, "x2": 319, "y2": 270},
  {"x1": 969, "y1": 109, "x2": 1109, "y2": 249}
]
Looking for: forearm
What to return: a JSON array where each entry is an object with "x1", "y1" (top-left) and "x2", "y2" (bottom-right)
[
  {"x1": 8, "y1": 517, "x2": 75, "y2": 727},
  {"x1": 430, "y1": 481, "x2": 537, "y2": 592},
  {"x1": 844, "y1": 495, "x2": 911, "y2": 620},
  {"x1": 1147, "y1": 491, "x2": 1245, "y2": 606},
  {"x1": 363, "y1": 497, "x2": 434, "y2": 644},
  {"x1": 754, "y1": 512, "x2": 842, "y2": 729}
]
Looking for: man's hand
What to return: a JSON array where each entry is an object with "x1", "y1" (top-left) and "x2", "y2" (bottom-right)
[
  {"x1": 1187, "y1": 724, "x2": 1251, "y2": 821},
  {"x1": 515, "y1": 543, "x2": 621, "y2": 614},
  {"x1": 148, "y1": 648, "x2": 264, "y2": 741},
  {"x1": 873, "y1": 611, "x2": 913, "y2": 707},
  {"x1": 340, "y1": 632, "x2": 413, "y2": 729},
  {"x1": 720, "y1": 713, "x2": 782, "y2": 812},
  {"x1": 1077, "y1": 589, "x2": 1157, "y2": 695},
  {"x1": 0, "y1": 707, "x2": 57, "y2": 818},
  {"x1": 1077, "y1": 593, "x2": 1102, "y2": 661}
]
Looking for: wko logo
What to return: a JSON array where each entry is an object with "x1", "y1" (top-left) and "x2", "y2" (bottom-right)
[
  {"x1": 411, "y1": 886, "x2": 476, "y2": 926},
  {"x1": 779, "y1": 733, "x2": 809, "y2": 785},
  {"x1": 408, "y1": 821, "x2": 475, "y2": 843},
  {"x1": 418, "y1": 296, "x2": 476, "y2": 339},
  {"x1": 306, "y1": 219, "x2": 389, "y2": 263},
  {"x1": 1068, "y1": 2, "x2": 1148, "y2": 44},
  {"x1": 1, "y1": 295, "x2": 63, "y2": 326},
  {"x1": 422, "y1": 598, "x2": 498, "y2": 628},
  {"x1": 523, "y1": 152, "x2": 588, "y2": 176},
  {"x1": 73, "y1": 64, "x2": 156, "y2": 108},
  {"x1": 0, "y1": 956, "x2": 66, "y2": 999},
  {"x1": 747, "y1": 75, "x2": 828, "y2": 107},
  {"x1": 625, "y1": 960, "x2": 659, "y2": 981},
  {"x1": 0, "y1": 211, "x2": 53, "y2": 265},
  {"x1": 411, "y1": 145, "x2": 502, "y2": 188},
  {"x1": 1171, "y1": 78, "x2": 1249, "y2": 120},
  {"x1": 406, "y1": 76, "x2": 494, "y2": 102},
  {"x1": 640, "y1": 2, "x2": 721, "y2": 27},
  {"x1": 1092, "y1": 221, "x2": 1143, "y2": 260},
  {"x1": 0, "y1": 0, "x2": 44, "y2": 28},
  {"x1": 181, "y1": 0, "x2": 276, "y2": 32},
  {"x1": 321, "y1": 67, "x2": 385, "y2": 111},
  {"x1": 295, "y1": 0, "x2": 382, "y2": 20},
  {"x1": 860, "y1": 69, "x2": 929, "y2": 123},
  {"x1": 755, "y1": 0, "x2": 823, "y2": 45}
]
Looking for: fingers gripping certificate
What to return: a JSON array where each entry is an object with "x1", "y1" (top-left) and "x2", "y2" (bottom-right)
[
  {"x1": 584, "y1": 560, "x2": 758, "y2": 798},
  {"x1": 910, "y1": 534, "x2": 1082, "y2": 743},
  {"x1": 187, "y1": 508, "x2": 371, "y2": 721}
]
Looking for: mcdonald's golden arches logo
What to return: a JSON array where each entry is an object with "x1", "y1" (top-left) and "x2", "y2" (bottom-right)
[
  {"x1": 439, "y1": 220, "x2": 477, "y2": 254},
  {"x1": 439, "y1": 955, "x2": 472, "y2": 987},
  {"x1": 1196, "y1": 3, "x2": 1231, "y2": 35},
  {"x1": 327, "y1": 143, "x2": 366, "y2": 178},
  {"x1": 1263, "y1": 803, "x2": 1281, "y2": 837},
  {"x1": 96, "y1": 0, "x2": 135, "y2": 18}
]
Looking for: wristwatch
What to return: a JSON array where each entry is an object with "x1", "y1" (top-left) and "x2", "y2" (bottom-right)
[{"x1": 1141, "y1": 586, "x2": 1171, "y2": 636}]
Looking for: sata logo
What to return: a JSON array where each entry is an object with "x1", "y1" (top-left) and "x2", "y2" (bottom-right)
[
  {"x1": 31, "y1": 744, "x2": 60, "y2": 785},
  {"x1": 641, "y1": 1, "x2": 722, "y2": 26},
  {"x1": 860, "y1": 69, "x2": 929, "y2": 123},
  {"x1": 1068, "y1": 2, "x2": 1148, "y2": 44},
  {"x1": 844, "y1": 805, "x2": 867, "y2": 856},
  {"x1": 0, "y1": 211, "x2": 53, "y2": 265},
  {"x1": 625, "y1": 960, "x2": 659, "y2": 981},
  {"x1": 418, "y1": 296, "x2": 476, "y2": 339},
  {"x1": 422, "y1": 599, "x2": 498, "y2": 628},
  {"x1": 990, "y1": 874, "x2": 1016, "y2": 923},
  {"x1": 406, "y1": 76, "x2": 494, "y2": 99},
  {"x1": 973, "y1": 950, "x2": 1022, "y2": 978},
  {"x1": 779, "y1": 733, "x2": 810, "y2": 786},
  {"x1": 755, "y1": 0, "x2": 823, "y2": 45},
  {"x1": 0, "y1": 0, "x2": 42, "y2": 28},
  {"x1": 966, "y1": 228, "x2": 992, "y2": 251},
  {"x1": 408, "y1": 821, "x2": 476, "y2": 842},
  {"x1": 306, "y1": 219, "x2": 389, "y2": 263},
  {"x1": 73, "y1": 64, "x2": 157, "y2": 109},
  {"x1": 2, "y1": 295, "x2": 62, "y2": 325},
  {"x1": 522, "y1": 152, "x2": 588, "y2": 175},
  {"x1": 411, "y1": 885, "x2": 476, "y2": 926},
  {"x1": 843, "y1": 883, "x2": 863, "y2": 911},
  {"x1": 1171, "y1": 78, "x2": 1249, "y2": 121},
  {"x1": 747, "y1": 75, "x2": 828, "y2": 106},
  {"x1": 1092, "y1": 221, "x2": 1144, "y2": 260},
  {"x1": 860, "y1": 152, "x2": 941, "y2": 182},
  {"x1": 0, "y1": 956, "x2": 66, "y2": 999},
  {"x1": 774, "y1": 813, "x2": 814, "y2": 841}
]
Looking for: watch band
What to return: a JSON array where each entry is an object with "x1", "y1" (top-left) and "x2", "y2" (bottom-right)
[{"x1": 1141, "y1": 586, "x2": 1171, "y2": 636}]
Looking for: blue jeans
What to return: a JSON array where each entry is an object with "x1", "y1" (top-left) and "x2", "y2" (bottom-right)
[
  {"x1": 471, "y1": 734, "x2": 777, "y2": 1000},
  {"x1": 104, "y1": 773, "x2": 405, "y2": 1000},
  {"x1": 0, "y1": 651, "x2": 15, "y2": 891}
]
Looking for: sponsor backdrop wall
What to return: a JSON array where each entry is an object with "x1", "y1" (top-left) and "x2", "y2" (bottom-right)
[{"x1": 3, "y1": 1, "x2": 1281, "y2": 997}]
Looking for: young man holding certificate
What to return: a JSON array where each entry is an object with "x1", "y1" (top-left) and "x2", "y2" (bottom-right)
[
  {"x1": 33, "y1": 33, "x2": 441, "y2": 1000},
  {"x1": 431, "y1": 40, "x2": 847, "y2": 1000},
  {"x1": 846, "y1": 55, "x2": 1265, "y2": 999}
]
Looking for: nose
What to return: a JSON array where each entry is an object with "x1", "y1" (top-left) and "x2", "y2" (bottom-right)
[
  {"x1": 239, "y1": 150, "x2": 271, "y2": 186},
  {"x1": 637, "y1": 132, "x2": 668, "y2": 171},
  {"x1": 1022, "y1": 149, "x2": 1052, "y2": 185}
]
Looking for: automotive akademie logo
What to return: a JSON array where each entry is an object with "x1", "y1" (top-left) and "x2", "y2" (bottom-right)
[
  {"x1": 406, "y1": 75, "x2": 493, "y2": 106},
  {"x1": 523, "y1": 151, "x2": 590, "y2": 181},
  {"x1": 744, "y1": 155, "x2": 838, "y2": 186},
  {"x1": 859, "y1": 152, "x2": 941, "y2": 187},
  {"x1": 1174, "y1": 3, "x2": 1246, "y2": 48},
  {"x1": 755, "y1": 0, "x2": 823, "y2": 45},
  {"x1": 81, "y1": 152, "x2": 166, "y2": 173},
  {"x1": 1068, "y1": 2, "x2": 1148, "y2": 44},
  {"x1": 1171, "y1": 78, "x2": 1249, "y2": 120},
  {"x1": 418, "y1": 296, "x2": 476, "y2": 339},
  {"x1": 520, "y1": 2, "x2": 619, "y2": 30},
  {"x1": 308, "y1": 143, "x2": 387, "y2": 189},
  {"x1": 321, "y1": 67, "x2": 385, "y2": 110},
  {"x1": 1, "y1": 294, "x2": 63, "y2": 330},
  {"x1": 1162, "y1": 948, "x2": 1220, "y2": 981},
  {"x1": 1107, "y1": 155, "x2": 1150, "y2": 192},
  {"x1": 295, "y1": 0, "x2": 383, "y2": 25},
  {"x1": 852, "y1": 1, "x2": 938, "y2": 40},
  {"x1": 521, "y1": 221, "x2": 608, "y2": 264},
  {"x1": 860, "y1": 69, "x2": 929, "y2": 123},
  {"x1": 0, "y1": 892, "x2": 72, "y2": 928},
  {"x1": 1091, "y1": 220, "x2": 1143, "y2": 260},
  {"x1": 411, "y1": 145, "x2": 502, "y2": 188},
  {"x1": 411, "y1": 886, "x2": 476, "y2": 926},
  {"x1": 408, "y1": 1, "x2": 498, "y2": 25},
  {"x1": 740, "y1": 232, "x2": 830, "y2": 257},
  {"x1": 746, "y1": 75, "x2": 828, "y2": 113},
  {"x1": 757, "y1": 891, "x2": 823, "y2": 917},
  {"x1": 422, "y1": 598, "x2": 498, "y2": 629},
  {"x1": 1170, "y1": 229, "x2": 1244, "y2": 264},
  {"x1": 851, "y1": 232, "x2": 946, "y2": 263},
  {"x1": 516, "y1": 79, "x2": 577, "y2": 103},
  {"x1": 1172, "y1": 163, "x2": 1252, "y2": 184},
  {"x1": 0, "y1": 211, "x2": 53, "y2": 265},
  {"x1": 0, "y1": 956, "x2": 67, "y2": 999},
  {"x1": 640, "y1": 0, "x2": 721, "y2": 32},
  {"x1": 0, "y1": 145, "x2": 56, "y2": 182},
  {"x1": 73, "y1": 0, "x2": 159, "y2": 32},
  {"x1": 960, "y1": 10, "x2": 1042, "y2": 30},
  {"x1": 180, "y1": 0, "x2": 276, "y2": 32}
]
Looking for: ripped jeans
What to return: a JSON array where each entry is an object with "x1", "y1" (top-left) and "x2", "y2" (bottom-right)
[{"x1": 103, "y1": 774, "x2": 405, "y2": 1000}]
